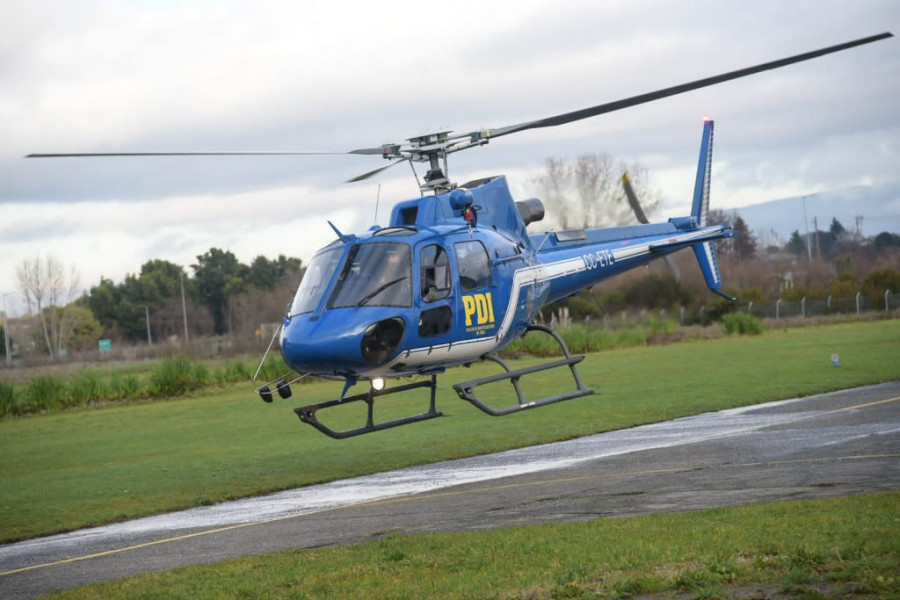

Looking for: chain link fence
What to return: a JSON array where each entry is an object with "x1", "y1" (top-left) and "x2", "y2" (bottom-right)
[{"x1": 743, "y1": 290, "x2": 894, "y2": 320}]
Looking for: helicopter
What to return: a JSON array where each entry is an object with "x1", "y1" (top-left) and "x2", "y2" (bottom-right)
[{"x1": 28, "y1": 32, "x2": 892, "y2": 438}]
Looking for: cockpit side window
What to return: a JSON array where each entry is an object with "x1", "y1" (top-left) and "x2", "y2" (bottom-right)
[
  {"x1": 288, "y1": 246, "x2": 342, "y2": 316},
  {"x1": 420, "y1": 244, "x2": 451, "y2": 302},
  {"x1": 454, "y1": 240, "x2": 491, "y2": 291}
]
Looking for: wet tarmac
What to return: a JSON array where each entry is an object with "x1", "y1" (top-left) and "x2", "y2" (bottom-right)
[{"x1": 2, "y1": 381, "x2": 898, "y2": 599}]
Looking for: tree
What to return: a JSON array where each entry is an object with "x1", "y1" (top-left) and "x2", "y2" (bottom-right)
[
  {"x1": 530, "y1": 154, "x2": 661, "y2": 229},
  {"x1": 731, "y1": 216, "x2": 757, "y2": 260},
  {"x1": 53, "y1": 305, "x2": 102, "y2": 352},
  {"x1": 786, "y1": 230, "x2": 805, "y2": 257},
  {"x1": 0, "y1": 323, "x2": 8, "y2": 359},
  {"x1": 16, "y1": 255, "x2": 80, "y2": 358},
  {"x1": 193, "y1": 248, "x2": 247, "y2": 335},
  {"x1": 705, "y1": 211, "x2": 756, "y2": 260},
  {"x1": 246, "y1": 255, "x2": 303, "y2": 290},
  {"x1": 873, "y1": 232, "x2": 900, "y2": 250},
  {"x1": 137, "y1": 259, "x2": 189, "y2": 308},
  {"x1": 829, "y1": 218, "x2": 846, "y2": 237},
  {"x1": 88, "y1": 277, "x2": 123, "y2": 333},
  {"x1": 861, "y1": 269, "x2": 900, "y2": 305}
]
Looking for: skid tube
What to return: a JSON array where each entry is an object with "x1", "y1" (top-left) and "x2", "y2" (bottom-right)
[
  {"x1": 453, "y1": 324, "x2": 594, "y2": 416},
  {"x1": 294, "y1": 375, "x2": 442, "y2": 439}
]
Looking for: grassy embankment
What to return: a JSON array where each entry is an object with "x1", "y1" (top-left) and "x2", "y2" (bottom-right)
[
  {"x1": 42, "y1": 493, "x2": 900, "y2": 599},
  {"x1": 0, "y1": 319, "x2": 896, "y2": 544}
]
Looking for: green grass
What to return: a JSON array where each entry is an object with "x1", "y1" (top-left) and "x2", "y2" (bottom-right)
[
  {"x1": 0, "y1": 354, "x2": 298, "y2": 417},
  {"x1": 44, "y1": 493, "x2": 900, "y2": 599},
  {"x1": 0, "y1": 320, "x2": 897, "y2": 543}
]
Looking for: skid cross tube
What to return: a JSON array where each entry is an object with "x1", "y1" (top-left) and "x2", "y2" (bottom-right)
[
  {"x1": 294, "y1": 376, "x2": 441, "y2": 439},
  {"x1": 453, "y1": 324, "x2": 593, "y2": 416}
]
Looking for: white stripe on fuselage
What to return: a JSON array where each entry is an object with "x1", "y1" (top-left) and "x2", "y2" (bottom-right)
[{"x1": 383, "y1": 228, "x2": 720, "y2": 373}]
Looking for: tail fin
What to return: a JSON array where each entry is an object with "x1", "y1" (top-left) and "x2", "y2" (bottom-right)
[
  {"x1": 691, "y1": 118, "x2": 714, "y2": 226},
  {"x1": 690, "y1": 118, "x2": 734, "y2": 300}
]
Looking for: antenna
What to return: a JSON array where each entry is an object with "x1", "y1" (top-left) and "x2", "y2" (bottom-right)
[{"x1": 373, "y1": 184, "x2": 381, "y2": 225}]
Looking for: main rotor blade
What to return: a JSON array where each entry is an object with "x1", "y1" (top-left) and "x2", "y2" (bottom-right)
[
  {"x1": 345, "y1": 159, "x2": 408, "y2": 183},
  {"x1": 481, "y1": 32, "x2": 893, "y2": 140},
  {"x1": 25, "y1": 151, "x2": 354, "y2": 158}
]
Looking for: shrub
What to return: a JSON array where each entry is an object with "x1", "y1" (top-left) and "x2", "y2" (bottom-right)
[
  {"x1": 121, "y1": 375, "x2": 141, "y2": 399},
  {"x1": 255, "y1": 353, "x2": 294, "y2": 383},
  {"x1": 0, "y1": 378, "x2": 17, "y2": 417},
  {"x1": 615, "y1": 328, "x2": 647, "y2": 347},
  {"x1": 24, "y1": 375, "x2": 63, "y2": 413},
  {"x1": 722, "y1": 312, "x2": 764, "y2": 335},
  {"x1": 221, "y1": 359, "x2": 252, "y2": 383},
  {"x1": 149, "y1": 356, "x2": 207, "y2": 397},
  {"x1": 66, "y1": 370, "x2": 106, "y2": 407},
  {"x1": 644, "y1": 317, "x2": 674, "y2": 336},
  {"x1": 107, "y1": 372, "x2": 143, "y2": 401}
]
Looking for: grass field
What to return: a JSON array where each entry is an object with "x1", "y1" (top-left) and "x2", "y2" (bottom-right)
[
  {"x1": 43, "y1": 493, "x2": 900, "y2": 599},
  {"x1": 1, "y1": 319, "x2": 898, "y2": 543}
]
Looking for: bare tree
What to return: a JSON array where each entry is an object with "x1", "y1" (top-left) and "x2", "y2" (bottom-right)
[
  {"x1": 534, "y1": 157, "x2": 572, "y2": 229},
  {"x1": 530, "y1": 153, "x2": 661, "y2": 230},
  {"x1": 16, "y1": 255, "x2": 80, "y2": 358}
]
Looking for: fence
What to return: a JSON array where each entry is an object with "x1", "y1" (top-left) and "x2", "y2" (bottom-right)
[
  {"x1": 556, "y1": 289, "x2": 896, "y2": 329},
  {"x1": 744, "y1": 290, "x2": 894, "y2": 320}
]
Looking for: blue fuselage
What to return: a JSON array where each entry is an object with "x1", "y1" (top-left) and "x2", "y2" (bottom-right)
[{"x1": 280, "y1": 175, "x2": 728, "y2": 380}]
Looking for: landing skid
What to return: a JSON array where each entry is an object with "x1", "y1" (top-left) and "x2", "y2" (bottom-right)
[
  {"x1": 453, "y1": 324, "x2": 594, "y2": 415},
  {"x1": 288, "y1": 325, "x2": 592, "y2": 438},
  {"x1": 294, "y1": 376, "x2": 442, "y2": 439}
]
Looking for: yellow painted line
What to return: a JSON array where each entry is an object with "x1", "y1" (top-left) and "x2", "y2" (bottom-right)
[
  {"x1": 4, "y1": 394, "x2": 899, "y2": 578},
  {"x1": 0, "y1": 521, "x2": 264, "y2": 577},
  {"x1": 839, "y1": 395, "x2": 900, "y2": 411}
]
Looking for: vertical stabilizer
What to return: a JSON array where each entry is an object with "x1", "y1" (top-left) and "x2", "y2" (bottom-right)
[
  {"x1": 691, "y1": 118, "x2": 715, "y2": 227},
  {"x1": 689, "y1": 118, "x2": 734, "y2": 300}
]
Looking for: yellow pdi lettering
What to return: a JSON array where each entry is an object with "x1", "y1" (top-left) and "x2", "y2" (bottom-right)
[
  {"x1": 463, "y1": 292, "x2": 494, "y2": 327},
  {"x1": 463, "y1": 296, "x2": 476, "y2": 326}
]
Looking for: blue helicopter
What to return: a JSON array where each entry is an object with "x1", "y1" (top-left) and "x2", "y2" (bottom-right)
[
  {"x1": 28, "y1": 32, "x2": 892, "y2": 438},
  {"x1": 262, "y1": 117, "x2": 726, "y2": 438}
]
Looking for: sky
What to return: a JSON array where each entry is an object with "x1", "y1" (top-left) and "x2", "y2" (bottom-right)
[{"x1": 1, "y1": 0, "x2": 898, "y2": 315}]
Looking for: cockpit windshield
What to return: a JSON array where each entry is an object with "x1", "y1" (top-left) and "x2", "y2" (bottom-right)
[
  {"x1": 288, "y1": 246, "x2": 342, "y2": 316},
  {"x1": 328, "y1": 242, "x2": 412, "y2": 309}
]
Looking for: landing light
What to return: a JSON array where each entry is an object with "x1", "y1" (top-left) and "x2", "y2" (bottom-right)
[{"x1": 372, "y1": 377, "x2": 385, "y2": 391}]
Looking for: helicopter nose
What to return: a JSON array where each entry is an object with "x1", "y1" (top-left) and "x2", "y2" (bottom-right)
[{"x1": 280, "y1": 312, "x2": 406, "y2": 375}]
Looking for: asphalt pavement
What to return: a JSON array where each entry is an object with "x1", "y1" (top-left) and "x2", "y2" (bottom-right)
[{"x1": 2, "y1": 381, "x2": 898, "y2": 599}]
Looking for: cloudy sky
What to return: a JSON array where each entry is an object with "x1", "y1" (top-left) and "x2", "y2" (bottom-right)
[{"x1": 1, "y1": 0, "x2": 897, "y2": 314}]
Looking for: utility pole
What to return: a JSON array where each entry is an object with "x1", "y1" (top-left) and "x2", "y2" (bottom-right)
[
  {"x1": 180, "y1": 270, "x2": 189, "y2": 343},
  {"x1": 813, "y1": 216, "x2": 820, "y2": 258},
  {"x1": 802, "y1": 195, "x2": 812, "y2": 262},
  {"x1": 142, "y1": 305, "x2": 152, "y2": 345}
]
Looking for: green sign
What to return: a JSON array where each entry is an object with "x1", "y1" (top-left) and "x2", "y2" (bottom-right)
[{"x1": 99, "y1": 339, "x2": 112, "y2": 353}]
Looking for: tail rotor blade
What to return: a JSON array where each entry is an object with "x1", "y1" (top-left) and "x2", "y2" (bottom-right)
[
  {"x1": 623, "y1": 172, "x2": 681, "y2": 280},
  {"x1": 621, "y1": 173, "x2": 649, "y2": 224}
]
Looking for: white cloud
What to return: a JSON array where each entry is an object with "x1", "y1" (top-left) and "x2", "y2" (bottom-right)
[{"x1": 1, "y1": 0, "x2": 898, "y2": 297}]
